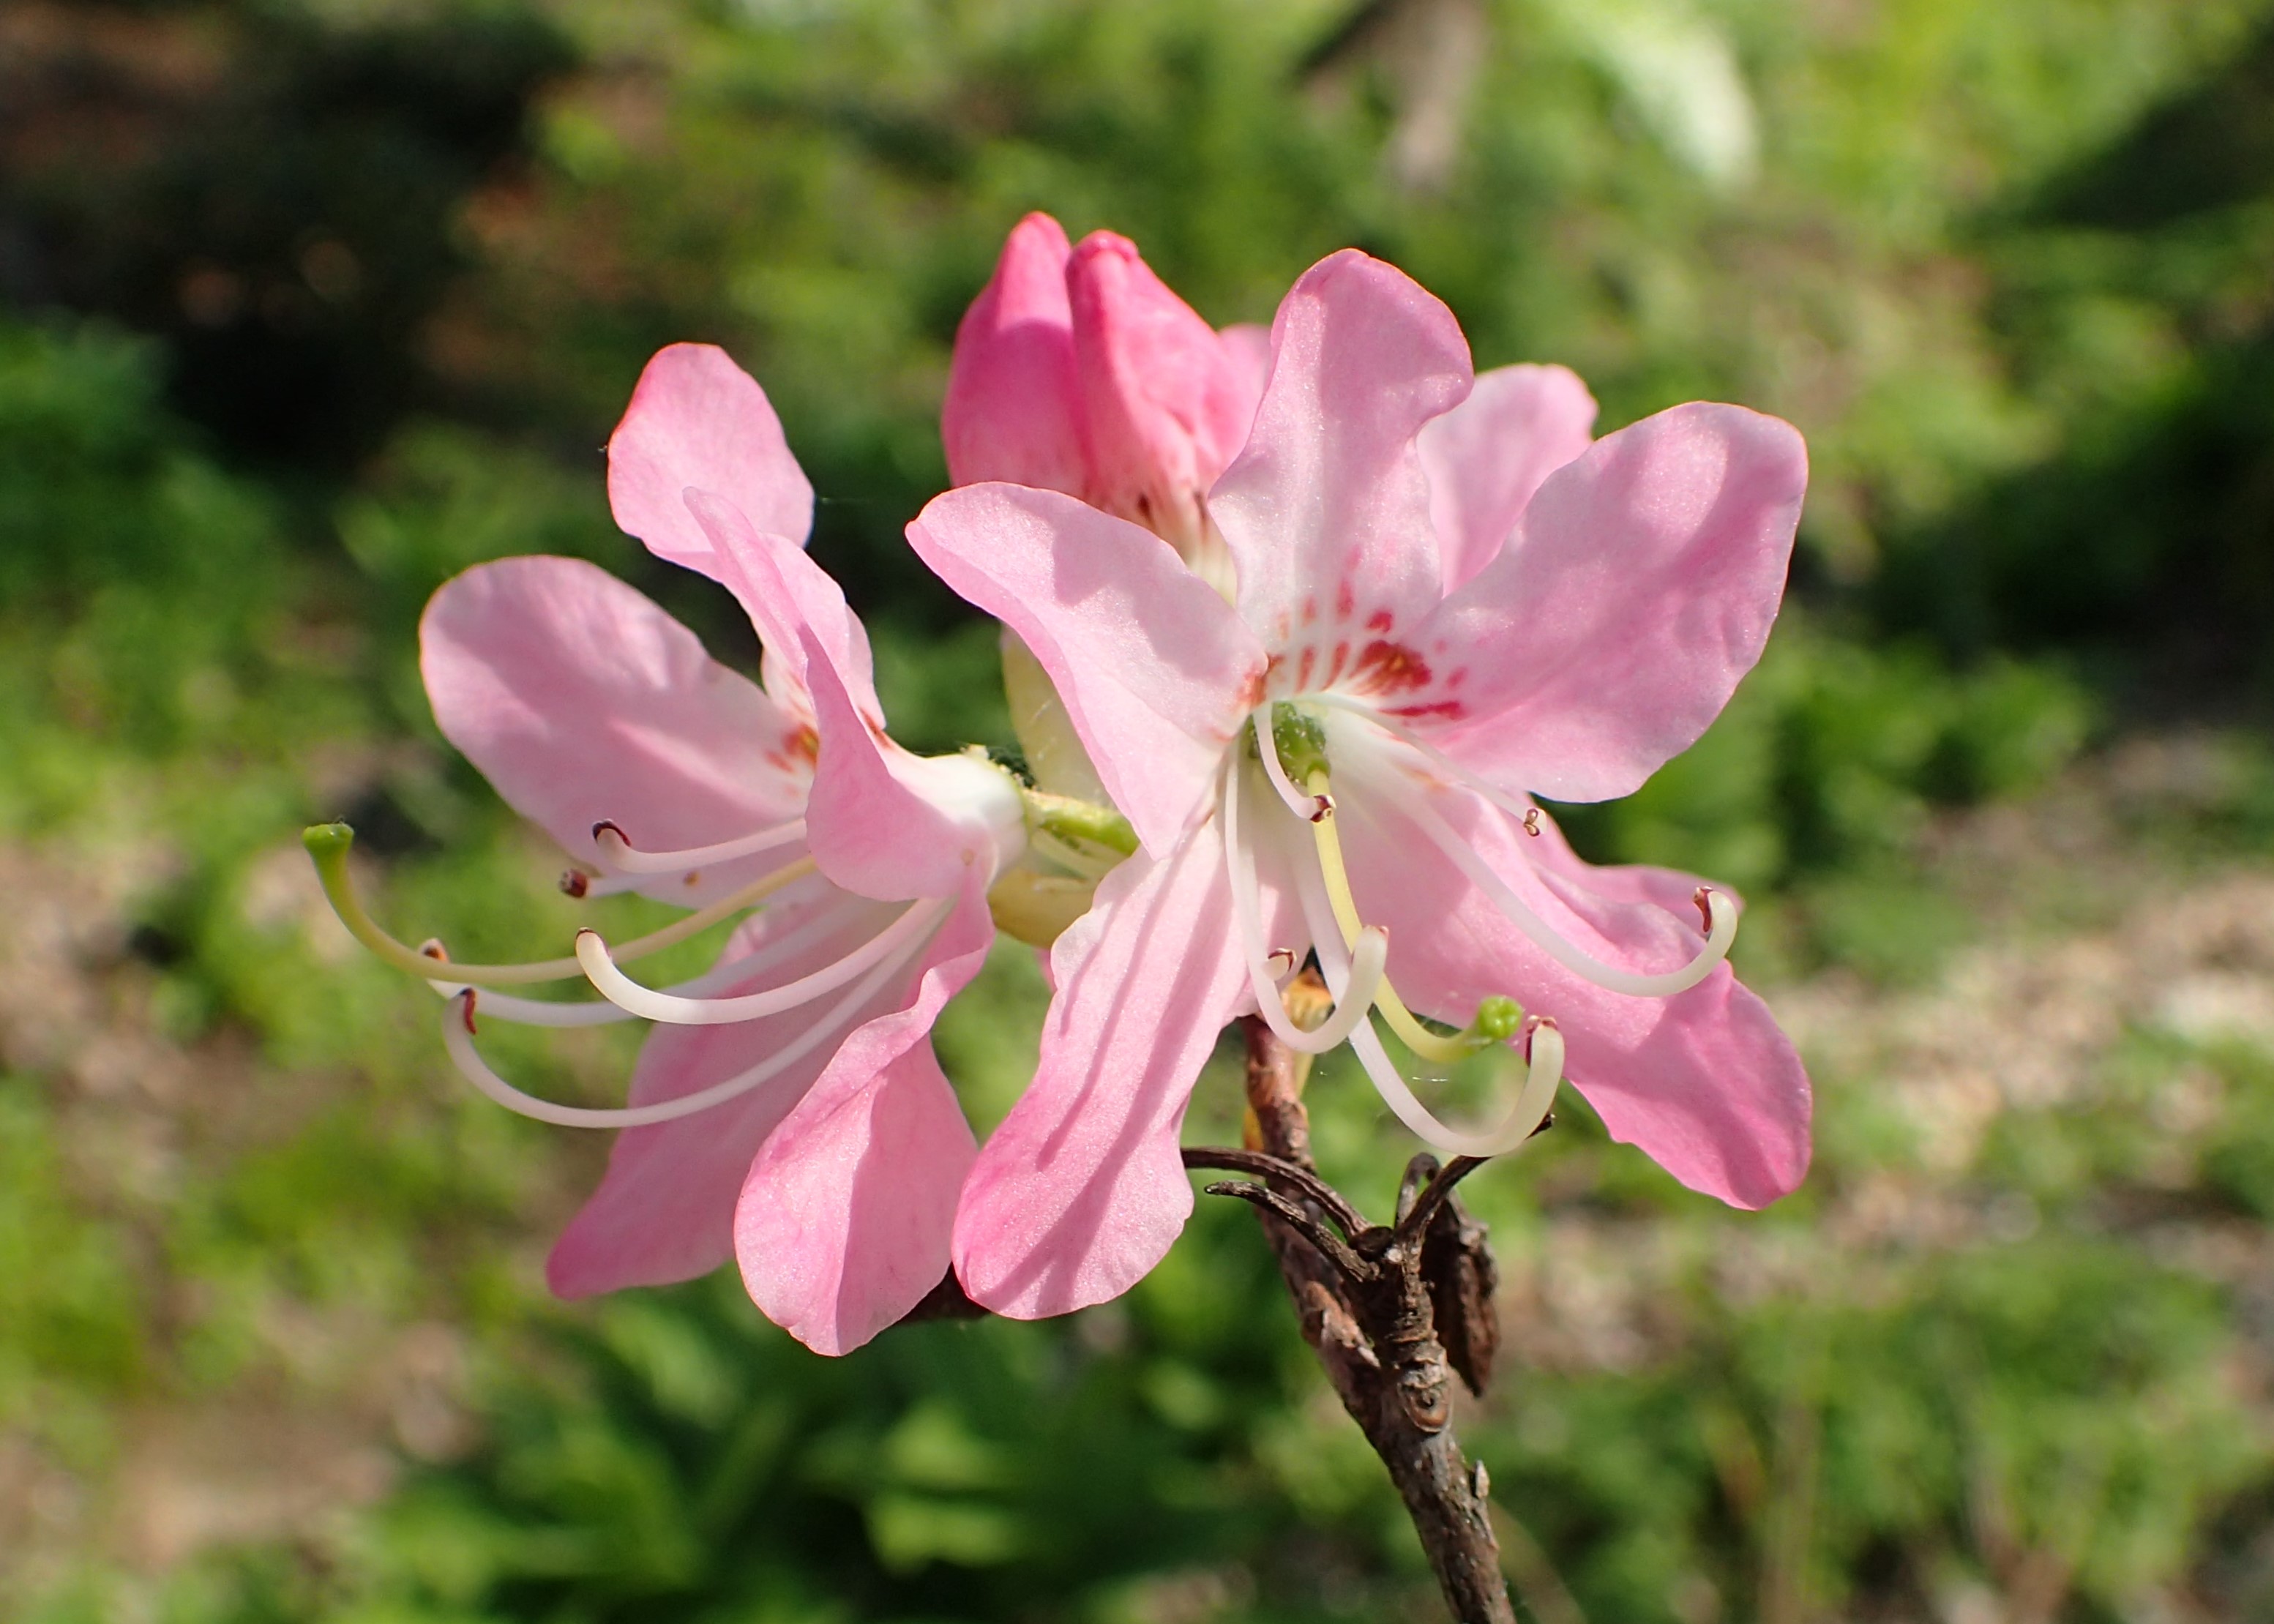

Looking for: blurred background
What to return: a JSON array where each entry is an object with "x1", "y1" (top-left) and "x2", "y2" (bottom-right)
[{"x1": 2, "y1": 1, "x2": 2272, "y2": 1619}]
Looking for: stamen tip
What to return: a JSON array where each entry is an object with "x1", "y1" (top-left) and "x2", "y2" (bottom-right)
[
  {"x1": 1308, "y1": 793, "x2": 1335, "y2": 823},
  {"x1": 592, "y1": 819, "x2": 627, "y2": 846},
  {"x1": 1522, "y1": 808, "x2": 1541, "y2": 837},
  {"x1": 417, "y1": 938, "x2": 450, "y2": 963},
  {"x1": 457, "y1": 989, "x2": 479, "y2": 1034},
  {"x1": 559, "y1": 869, "x2": 591, "y2": 898},
  {"x1": 1693, "y1": 886, "x2": 1715, "y2": 931}
]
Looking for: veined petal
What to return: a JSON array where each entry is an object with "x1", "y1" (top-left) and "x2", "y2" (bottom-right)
[
  {"x1": 1210, "y1": 250, "x2": 1470, "y2": 669},
  {"x1": 954, "y1": 815, "x2": 1249, "y2": 1318},
  {"x1": 545, "y1": 885, "x2": 902, "y2": 1297},
  {"x1": 684, "y1": 486, "x2": 882, "y2": 724},
  {"x1": 419, "y1": 555, "x2": 810, "y2": 905},
  {"x1": 907, "y1": 482, "x2": 1264, "y2": 857},
  {"x1": 798, "y1": 624, "x2": 1022, "y2": 901},
  {"x1": 1066, "y1": 231, "x2": 1258, "y2": 549},
  {"x1": 1420, "y1": 362, "x2": 1597, "y2": 594},
  {"x1": 1413, "y1": 402, "x2": 1807, "y2": 804},
  {"x1": 1334, "y1": 767, "x2": 1810, "y2": 1208},
  {"x1": 943, "y1": 213, "x2": 1087, "y2": 494},
  {"x1": 607, "y1": 344, "x2": 814, "y2": 577},
  {"x1": 735, "y1": 877, "x2": 995, "y2": 1355}
]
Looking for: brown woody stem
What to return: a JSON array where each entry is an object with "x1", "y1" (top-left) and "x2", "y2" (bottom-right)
[{"x1": 1181, "y1": 1010, "x2": 1516, "y2": 1624}]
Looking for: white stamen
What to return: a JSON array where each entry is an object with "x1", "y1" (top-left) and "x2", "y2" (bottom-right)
[
  {"x1": 576, "y1": 897, "x2": 946, "y2": 1025},
  {"x1": 1252, "y1": 706, "x2": 1330, "y2": 820},
  {"x1": 427, "y1": 900, "x2": 867, "y2": 1027},
  {"x1": 1292, "y1": 845, "x2": 1564, "y2": 1156},
  {"x1": 1223, "y1": 755, "x2": 1388, "y2": 1054},
  {"x1": 592, "y1": 817, "x2": 808, "y2": 875},
  {"x1": 438, "y1": 934, "x2": 912, "y2": 1129},
  {"x1": 1390, "y1": 776, "x2": 1735, "y2": 997},
  {"x1": 562, "y1": 869, "x2": 646, "y2": 899}
]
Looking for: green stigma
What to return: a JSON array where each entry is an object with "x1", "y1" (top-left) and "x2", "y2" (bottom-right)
[
  {"x1": 1471, "y1": 995, "x2": 1523, "y2": 1044},
  {"x1": 302, "y1": 821, "x2": 356, "y2": 867}
]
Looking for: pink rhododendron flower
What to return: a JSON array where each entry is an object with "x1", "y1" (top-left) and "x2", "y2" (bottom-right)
[
  {"x1": 944, "y1": 212, "x2": 1271, "y2": 592},
  {"x1": 911, "y1": 250, "x2": 1813, "y2": 1320},
  {"x1": 315, "y1": 345, "x2": 1027, "y2": 1355}
]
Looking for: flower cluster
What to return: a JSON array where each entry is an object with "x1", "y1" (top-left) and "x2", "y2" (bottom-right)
[{"x1": 309, "y1": 214, "x2": 1813, "y2": 1353}]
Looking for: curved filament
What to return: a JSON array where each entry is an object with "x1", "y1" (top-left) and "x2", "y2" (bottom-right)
[
  {"x1": 1222, "y1": 755, "x2": 1390, "y2": 1055},
  {"x1": 1252, "y1": 707, "x2": 1328, "y2": 819},
  {"x1": 303, "y1": 823, "x2": 816, "y2": 989},
  {"x1": 593, "y1": 817, "x2": 807, "y2": 875},
  {"x1": 428, "y1": 899, "x2": 862, "y2": 1027},
  {"x1": 1390, "y1": 782, "x2": 1735, "y2": 997},
  {"x1": 1293, "y1": 852, "x2": 1565, "y2": 1156},
  {"x1": 1295, "y1": 767, "x2": 1490, "y2": 1065},
  {"x1": 438, "y1": 938, "x2": 907, "y2": 1129},
  {"x1": 576, "y1": 897, "x2": 943, "y2": 1025}
]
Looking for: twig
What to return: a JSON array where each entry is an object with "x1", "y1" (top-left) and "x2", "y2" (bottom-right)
[{"x1": 1188, "y1": 1003, "x2": 1516, "y2": 1624}]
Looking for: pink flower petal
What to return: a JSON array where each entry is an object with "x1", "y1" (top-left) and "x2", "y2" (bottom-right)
[
  {"x1": 1336, "y1": 774, "x2": 1810, "y2": 1208},
  {"x1": 1210, "y1": 250, "x2": 1470, "y2": 667},
  {"x1": 906, "y1": 482, "x2": 1264, "y2": 856},
  {"x1": 682, "y1": 486, "x2": 881, "y2": 724},
  {"x1": 797, "y1": 622, "x2": 1016, "y2": 901},
  {"x1": 1065, "y1": 231, "x2": 1258, "y2": 550},
  {"x1": 943, "y1": 213, "x2": 1087, "y2": 493},
  {"x1": 545, "y1": 885, "x2": 905, "y2": 1297},
  {"x1": 1412, "y1": 402, "x2": 1807, "y2": 804},
  {"x1": 1420, "y1": 362, "x2": 1597, "y2": 593},
  {"x1": 607, "y1": 344, "x2": 814, "y2": 577},
  {"x1": 419, "y1": 555, "x2": 810, "y2": 904},
  {"x1": 734, "y1": 880, "x2": 995, "y2": 1355},
  {"x1": 954, "y1": 816, "x2": 1249, "y2": 1318}
]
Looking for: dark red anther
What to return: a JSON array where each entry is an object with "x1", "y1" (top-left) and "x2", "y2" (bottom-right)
[
  {"x1": 559, "y1": 869, "x2": 591, "y2": 899},
  {"x1": 1309, "y1": 793, "x2": 1336, "y2": 823},
  {"x1": 1522, "y1": 808, "x2": 1541, "y2": 837},
  {"x1": 1693, "y1": 886, "x2": 1714, "y2": 931}
]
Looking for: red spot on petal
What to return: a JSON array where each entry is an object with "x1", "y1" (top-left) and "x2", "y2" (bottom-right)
[
  {"x1": 1350, "y1": 640, "x2": 1432, "y2": 693},
  {"x1": 1366, "y1": 609, "x2": 1394, "y2": 634},
  {"x1": 1387, "y1": 699, "x2": 1467, "y2": 720},
  {"x1": 1335, "y1": 580, "x2": 1355, "y2": 620},
  {"x1": 792, "y1": 726, "x2": 820, "y2": 763},
  {"x1": 1328, "y1": 640, "x2": 1350, "y2": 683},
  {"x1": 1297, "y1": 646, "x2": 1316, "y2": 689},
  {"x1": 1301, "y1": 595, "x2": 1318, "y2": 625},
  {"x1": 1445, "y1": 667, "x2": 1467, "y2": 689}
]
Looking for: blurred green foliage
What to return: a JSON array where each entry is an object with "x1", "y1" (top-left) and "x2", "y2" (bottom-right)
[{"x1": 4, "y1": 0, "x2": 2274, "y2": 1619}]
